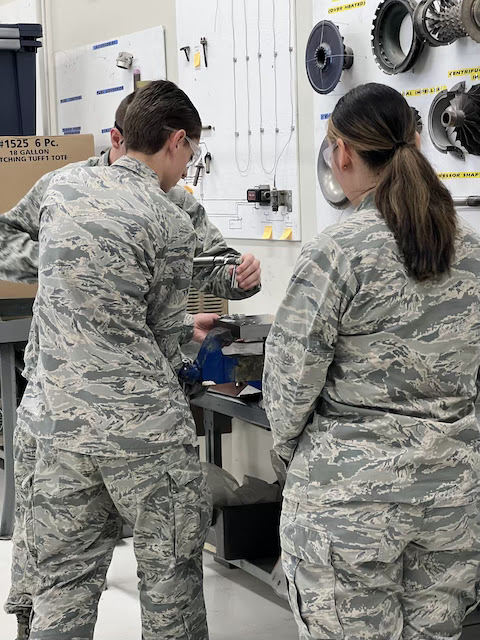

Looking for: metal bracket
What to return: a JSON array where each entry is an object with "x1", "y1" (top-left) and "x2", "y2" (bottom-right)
[{"x1": 271, "y1": 188, "x2": 293, "y2": 212}]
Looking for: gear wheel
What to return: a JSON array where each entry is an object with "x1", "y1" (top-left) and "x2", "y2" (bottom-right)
[
  {"x1": 442, "y1": 83, "x2": 480, "y2": 155},
  {"x1": 305, "y1": 21, "x2": 354, "y2": 94},
  {"x1": 372, "y1": 0, "x2": 424, "y2": 74},
  {"x1": 461, "y1": 0, "x2": 480, "y2": 42},
  {"x1": 428, "y1": 82, "x2": 467, "y2": 158},
  {"x1": 410, "y1": 106, "x2": 423, "y2": 132},
  {"x1": 414, "y1": 0, "x2": 480, "y2": 45}
]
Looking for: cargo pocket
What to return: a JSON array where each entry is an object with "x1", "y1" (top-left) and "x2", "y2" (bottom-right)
[
  {"x1": 281, "y1": 520, "x2": 344, "y2": 640},
  {"x1": 166, "y1": 453, "x2": 213, "y2": 564}
]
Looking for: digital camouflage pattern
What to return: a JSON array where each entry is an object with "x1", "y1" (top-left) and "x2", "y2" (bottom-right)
[
  {"x1": 264, "y1": 193, "x2": 480, "y2": 639},
  {"x1": 281, "y1": 498, "x2": 480, "y2": 640},
  {"x1": 1, "y1": 150, "x2": 258, "y2": 629},
  {"x1": 18, "y1": 156, "x2": 198, "y2": 454},
  {"x1": 27, "y1": 441, "x2": 211, "y2": 640},
  {"x1": 263, "y1": 193, "x2": 480, "y2": 508},
  {"x1": 4, "y1": 425, "x2": 37, "y2": 619}
]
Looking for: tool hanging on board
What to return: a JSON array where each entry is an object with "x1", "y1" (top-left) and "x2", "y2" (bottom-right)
[
  {"x1": 193, "y1": 159, "x2": 205, "y2": 186},
  {"x1": 180, "y1": 46, "x2": 190, "y2": 62},
  {"x1": 205, "y1": 152, "x2": 212, "y2": 174},
  {"x1": 200, "y1": 36, "x2": 208, "y2": 67}
]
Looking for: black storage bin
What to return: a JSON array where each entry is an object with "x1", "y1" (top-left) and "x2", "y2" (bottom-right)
[
  {"x1": 0, "y1": 23, "x2": 43, "y2": 135},
  {"x1": 208, "y1": 502, "x2": 281, "y2": 561}
]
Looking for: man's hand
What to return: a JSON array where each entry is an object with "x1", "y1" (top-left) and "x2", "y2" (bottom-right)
[
  {"x1": 193, "y1": 313, "x2": 220, "y2": 343},
  {"x1": 233, "y1": 254, "x2": 261, "y2": 290}
]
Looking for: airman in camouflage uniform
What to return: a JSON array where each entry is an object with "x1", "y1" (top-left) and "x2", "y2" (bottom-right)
[
  {"x1": 1, "y1": 80, "x2": 260, "y2": 640},
  {"x1": 2, "y1": 151, "x2": 259, "y2": 640},
  {"x1": 263, "y1": 192, "x2": 480, "y2": 639}
]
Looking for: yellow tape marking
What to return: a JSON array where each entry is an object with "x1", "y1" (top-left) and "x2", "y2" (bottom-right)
[{"x1": 328, "y1": 0, "x2": 366, "y2": 14}]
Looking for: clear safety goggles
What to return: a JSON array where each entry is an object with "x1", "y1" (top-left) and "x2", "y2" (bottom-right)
[
  {"x1": 164, "y1": 125, "x2": 202, "y2": 167},
  {"x1": 323, "y1": 142, "x2": 338, "y2": 169}
]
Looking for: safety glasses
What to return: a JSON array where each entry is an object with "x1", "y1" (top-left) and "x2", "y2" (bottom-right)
[
  {"x1": 163, "y1": 125, "x2": 202, "y2": 167},
  {"x1": 322, "y1": 142, "x2": 337, "y2": 169}
]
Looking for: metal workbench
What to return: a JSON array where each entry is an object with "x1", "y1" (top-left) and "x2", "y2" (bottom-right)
[
  {"x1": 190, "y1": 390, "x2": 286, "y2": 595},
  {"x1": 0, "y1": 300, "x2": 32, "y2": 538}
]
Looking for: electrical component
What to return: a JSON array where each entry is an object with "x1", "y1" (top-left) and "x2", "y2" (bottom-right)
[
  {"x1": 247, "y1": 185, "x2": 271, "y2": 206},
  {"x1": 305, "y1": 20, "x2": 353, "y2": 94},
  {"x1": 372, "y1": 0, "x2": 424, "y2": 74}
]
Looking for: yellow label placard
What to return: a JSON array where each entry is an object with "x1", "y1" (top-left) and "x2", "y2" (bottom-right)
[
  {"x1": 438, "y1": 172, "x2": 480, "y2": 180},
  {"x1": 262, "y1": 225, "x2": 273, "y2": 240},
  {"x1": 280, "y1": 228, "x2": 293, "y2": 240},
  {"x1": 402, "y1": 85, "x2": 446, "y2": 97},
  {"x1": 448, "y1": 67, "x2": 480, "y2": 80},
  {"x1": 328, "y1": 0, "x2": 366, "y2": 13}
]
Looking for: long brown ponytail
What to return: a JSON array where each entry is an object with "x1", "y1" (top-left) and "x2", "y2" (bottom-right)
[{"x1": 328, "y1": 83, "x2": 457, "y2": 282}]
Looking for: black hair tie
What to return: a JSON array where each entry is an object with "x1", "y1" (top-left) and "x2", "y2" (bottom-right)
[{"x1": 393, "y1": 140, "x2": 408, "y2": 151}]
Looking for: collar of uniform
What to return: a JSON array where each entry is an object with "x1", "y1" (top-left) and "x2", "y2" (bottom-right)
[
  {"x1": 112, "y1": 156, "x2": 162, "y2": 189},
  {"x1": 99, "y1": 148, "x2": 111, "y2": 166},
  {"x1": 355, "y1": 190, "x2": 376, "y2": 213}
]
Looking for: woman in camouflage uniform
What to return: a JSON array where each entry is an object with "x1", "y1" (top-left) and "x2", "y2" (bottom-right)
[{"x1": 264, "y1": 83, "x2": 480, "y2": 640}]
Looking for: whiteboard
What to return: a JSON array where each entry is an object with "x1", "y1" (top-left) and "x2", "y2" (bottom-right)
[
  {"x1": 0, "y1": 0, "x2": 43, "y2": 135},
  {"x1": 54, "y1": 26, "x2": 166, "y2": 154},
  {"x1": 312, "y1": 0, "x2": 480, "y2": 235},
  {"x1": 176, "y1": 0, "x2": 301, "y2": 242}
]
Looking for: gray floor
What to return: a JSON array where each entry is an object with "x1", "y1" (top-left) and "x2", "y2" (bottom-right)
[{"x1": 0, "y1": 535, "x2": 298, "y2": 639}]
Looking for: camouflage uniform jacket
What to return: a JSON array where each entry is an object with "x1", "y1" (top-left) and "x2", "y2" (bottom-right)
[
  {"x1": 16, "y1": 157, "x2": 208, "y2": 455},
  {"x1": 263, "y1": 194, "x2": 480, "y2": 507},
  {"x1": 0, "y1": 150, "x2": 259, "y2": 340}
]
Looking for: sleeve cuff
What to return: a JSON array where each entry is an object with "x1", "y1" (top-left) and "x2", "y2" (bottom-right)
[{"x1": 179, "y1": 313, "x2": 195, "y2": 345}]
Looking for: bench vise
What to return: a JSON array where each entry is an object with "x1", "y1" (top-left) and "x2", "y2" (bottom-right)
[{"x1": 179, "y1": 314, "x2": 273, "y2": 393}]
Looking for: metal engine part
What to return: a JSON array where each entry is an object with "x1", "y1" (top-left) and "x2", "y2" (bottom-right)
[
  {"x1": 317, "y1": 137, "x2": 349, "y2": 210},
  {"x1": 461, "y1": 0, "x2": 480, "y2": 41},
  {"x1": 452, "y1": 195, "x2": 480, "y2": 206},
  {"x1": 442, "y1": 83, "x2": 480, "y2": 154},
  {"x1": 428, "y1": 82, "x2": 467, "y2": 158},
  {"x1": 372, "y1": 0, "x2": 424, "y2": 74},
  {"x1": 414, "y1": 0, "x2": 480, "y2": 45},
  {"x1": 411, "y1": 106, "x2": 424, "y2": 132},
  {"x1": 305, "y1": 20, "x2": 353, "y2": 94}
]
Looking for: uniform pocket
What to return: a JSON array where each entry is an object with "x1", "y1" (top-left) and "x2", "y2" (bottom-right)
[
  {"x1": 281, "y1": 520, "x2": 344, "y2": 640},
  {"x1": 166, "y1": 451, "x2": 213, "y2": 564}
]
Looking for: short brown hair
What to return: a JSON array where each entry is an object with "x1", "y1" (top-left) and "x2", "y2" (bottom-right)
[
  {"x1": 123, "y1": 80, "x2": 202, "y2": 154},
  {"x1": 328, "y1": 83, "x2": 457, "y2": 282},
  {"x1": 114, "y1": 92, "x2": 136, "y2": 131}
]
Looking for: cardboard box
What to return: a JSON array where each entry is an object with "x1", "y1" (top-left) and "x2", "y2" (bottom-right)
[{"x1": 0, "y1": 134, "x2": 95, "y2": 299}]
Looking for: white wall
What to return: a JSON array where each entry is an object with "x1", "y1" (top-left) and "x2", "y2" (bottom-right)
[{"x1": 39, "y1": 0, "x2": 316, "y2": 483}]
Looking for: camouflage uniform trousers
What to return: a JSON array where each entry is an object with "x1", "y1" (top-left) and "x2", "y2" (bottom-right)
[
  {"x1": 4, "y1": 423, "x2": 38, "y2": 621},
  {"x1": 4, "y1": 423, "x2": 126, "y2": 624},
  {"x1": 25, "y1": 438, "x2": 212, "y2": 640},
  {"x1": 281, "y1": 498, "x2": 480, "y2": 640}
]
